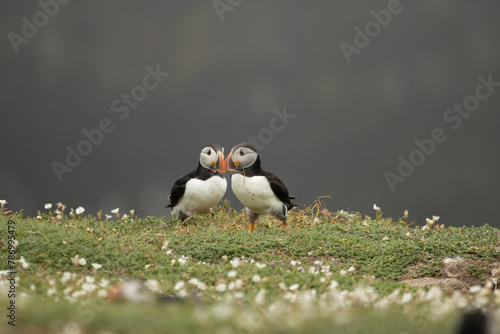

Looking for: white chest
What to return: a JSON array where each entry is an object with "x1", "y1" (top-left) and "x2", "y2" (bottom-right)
[
  {"x1": 231, "y1": 174, "x2": 282, "y2": 215},
  {"x1": 178, "y1": 176, "x2": 227, "y2": 214}
]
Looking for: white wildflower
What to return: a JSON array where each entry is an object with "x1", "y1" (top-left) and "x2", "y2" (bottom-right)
[
  {"x1": 252, "y1": 275, "x2": 261, "y2": 283},
  {"x1": 189, "y1": 278, "x2": 200, "y2": 285},
  {"x1": 19, "y1": 256, "x2": 29, "y2": 269},
  {"x1": 228, "y1": 282, "x2": 235, "y2": 290},
  {"x1": 255, "y1": 262, "x2": 266, "y2": 269},
  {"x1": 47, "y1": 287, "x2": 57, "y2": 296},
  {"x1": 178, "y1": 257, "x2": 187, "y2": 266},
  {"x1": 382, "y1": 236, "x2": 389, "y2": 241},
  {"x1": 422, "y1": 225, "x2": 429, "y2": 230},
  {"x1": 145, "y1": 279, "x2": 160, "y2": 293},
  {"x1": 178, "y1": 289, "x2": 188, "y2": 298},
  {"x1": 161, "y1": 240, "x2": 169, "y2": 250},
  {"x1": 289, "y1": 284, "x2": 299, "y2": 291},
  {"x1": 433, "y1": 216, "x2": 440, "y2": 221},
  {"x1": 111, "y1": 208, "x2": 119, "y2": 214},
  {"x1": 373, "y1": 204, "x2": 380, "y2": 211},
  {"x1": 235, "y1": 279, "x2": 243, "y2": 289},
  {"x1": 61, "y1": 272, "x2": 72, "y2": 283},
  {"x1": 71, "y1": 255, "x2": 86, "y2": 266},
  {"x1": 255, "y1": 289, "x2": 266, "y2": 304},
  {"x1": 91, "y1": 263, "x2": 102, "y2": 270},
  {"x1": 227, "y1": 270, "x2": 237, "y2": 278},
  {"x1": 469, "y1": 285, "x2": 482, "y2": 293},
  {"x1": 85, "y1": 276, "x2": 95, "y2": 284},
  {"x1": 329, "y1": 280, "x2": 338, "y2": 289},
  {"x1": 215, "y1": 283, "x2": 227, "y2": 292},
  {"x1": 82, "y1": 283, "x2": 96, "y2": 293},
  {"x1": 340, "y1": 270, "x2": 347, "y2": 276},
  {"x1": 0, "y1": 200, "x2": 7, "y2": 205},
  {"x1": 348, "y1": 266, "x2": 355, "y2": 272},
  {"x1": 75, "y1": 206, "x2": 85, "y2": 215},
  {"x1": 99, "y1": 279, "x2": 109, "y2": 288},
  {"x1": 97, "y1": 289, "x2": 108, "y2": 298},
  {"x1": 362, "y1": 221, "x2": 369, "y2": 227},
  {"x1": 44, "y1": 203, "x2": 52, "y2": 209},
  {"x1": 401, "y1": 292, "x2": 413, "y2": 303},
  {"x1": 174, "y1": 281, "x2": 185, "y2": 291},
  {"x1": 278, "y1": 282, "x2": 288, "y2": 290},
  {"x1": 166, "y1": 250, "x2": 172, "y2": 255},
  {"x1": 105, "y1": 214, "x2": 112, "y2": 219},
  {"x1": 230, "y1": 258, "x2": 240, "y2": 268}
]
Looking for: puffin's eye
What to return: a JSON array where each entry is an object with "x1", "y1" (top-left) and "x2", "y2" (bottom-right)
[
  {"x1": 240, "y1": 150, "x2": 245, "y2": 156},
  {"x1": 207, "y1": 149, "x2": 212, "y2": 156}
]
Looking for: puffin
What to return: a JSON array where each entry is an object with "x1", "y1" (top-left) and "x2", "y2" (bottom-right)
[
  {"x1": 167, "y1": 144, "x2": 227, "y2": 224},
  {"x1": 225, "y1": 143, "x2": 296, "y2": 232}
]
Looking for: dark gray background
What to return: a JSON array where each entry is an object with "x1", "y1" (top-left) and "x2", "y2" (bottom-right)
[{"x1": 1, "y1": 1, "x2": 499, "y2": 227}]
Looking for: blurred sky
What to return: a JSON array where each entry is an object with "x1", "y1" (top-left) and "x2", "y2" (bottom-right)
[{"x1": 1, "y1": 1, "x2": 499, "y2": 227}]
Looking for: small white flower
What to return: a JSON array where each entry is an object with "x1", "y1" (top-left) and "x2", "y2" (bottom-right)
[
  {"x1": 433, "y1": 215, "x2": 440, "y2": 221},
  {"x1": 0, "y1": 200, "x2": 7, "y2": 205},
  {"x1": 289, "y1": 284, "x2": 299, "y2": 291},
  {"x1": 373, "y1": 204, "x2": 380, "y2": 211},
  {"x1": 234, "y1": 291, "x2": 244, "y2": 299},
  {"x1": 382, "y1": 236, "x2": 389, "y2": 241},
  {"x1": 422, "y1": 225, "x2": 429, "y2": 230},
  {"x1": 82, "y1": 283, "x2": 96, "y2": 293},
  {"x1": 215, "y1": 283, "x2": 227, "y2": 292},
  {"x1": 178, "y1": 257, "x2": 187, "y2": 266},
  {"x1": 278, "y1": 282, "x2": 288, "y2": 290},
  {"x1": 122, "y1": 214, "x2": 128, "y2": 219},
  {"x1": 252, "y1": 275, "x2": 261, "y2": 283},
  {"x1": 91, "y1": 263, "x2": 102, "y2": 270},
  {"x1": 255, "y1": 262, "x2": 266, "y2": 269},
  {"x1": 85, "y1": 276, "x2": 95, "y2": 283},
  {"x1": 166, "y1": 250, "x2": 172, "y2": 255},
  {"x1": 105, "y1": 214, "x2": 112, "y2": 219},
  {"x1": 235, "y1": 279, "x2": 243, "y2": 289},
  {"x1": 347, "y1": 266, "x2": 355, "y2": 272},
  {"x1": 189, "y1": 278, "x2": 200, "y2": 285},
  {"x1": 161, "y1": 240, "x2": 169, "y2": 250},
  {"x1": 111, "y1": 208, "x2": 119, "y2": 214},
  {"x1": 19, "y1": 256, "x2": 29, "y2": 268},
  {"x1": 469, "y1": 285, "x2": 481, "y2": 293},
  {"x1": 75, "y1": 206, "x2": 85, "y2": 215},
  {"x1": 340, "y1": 270, "x2": 347, "y2": 276},
  {"x1": 230, "y1": 258, "x2": 240, "y2": 268},
  {"x1": 178, "y1": 289, "x2": 188, "y2": 298},
  {"x1": 228, "y1": 282, "x2": 235, "y2": 290},
  {"x1": 97, "y1": 289, "x2": 108, "y2": 298},
  {"x1": 61, "y1": 272, "x2": 72, "y2": 283},
  {"x1": 401, "y1": 292, "x2": 413, "y2": 303},
  {"x1": 71, "y1": 255, "x2": 86, "y2": 266},
  {"x1": 145, "y1": 279, "x2": 160, "y2": 293},
  {"x1": 255, "y1": 289, "x2": 266, "y2": 304},
  {"x1": 44, "y1": 203, "x2": 52, "y2": 210},
  {"x1": 47, "y1": 287, "x2": 57, "y2": 296},
  {"x1": 99, "y1": 279, "x2": 109, "y2": 288},
  {"x1": 174, "y1": 281, "x2": 185, "y2": 291},
  {"x1": 227, "y1": 270, "x2": 237, "y2": 278},
  {"x1": 197, "y1": 282, "x2": 207, "y2": 291}
]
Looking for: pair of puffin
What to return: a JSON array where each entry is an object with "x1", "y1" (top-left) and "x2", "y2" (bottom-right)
[{"x1": 167, "y1": 143, "x2": 296, "y2": 231}]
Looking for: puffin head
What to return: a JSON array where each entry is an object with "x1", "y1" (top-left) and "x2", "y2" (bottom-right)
[
  {"x1": 225, "y1": 143, "x2": 259, "y2": 172},
  {"x1": 199, "y1": 144, "x2": 226, "y2": 173}
]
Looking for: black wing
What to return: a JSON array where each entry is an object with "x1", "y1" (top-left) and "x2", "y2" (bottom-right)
[
  {"x1": 264, "y1": 171, "x2": 297, "y2": 211},
  {"x1": 166, "y1": 171, "x2": 195, "y2": 208}
]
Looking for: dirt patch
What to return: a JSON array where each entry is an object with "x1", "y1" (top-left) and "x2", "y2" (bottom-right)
[{"x1": 402, "y1": 257, "x2": 498, "y2": 294}]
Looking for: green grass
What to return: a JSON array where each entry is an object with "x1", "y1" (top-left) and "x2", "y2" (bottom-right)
[{"x1": 0, "y1": 201, "x2": 498, "y2": 333}]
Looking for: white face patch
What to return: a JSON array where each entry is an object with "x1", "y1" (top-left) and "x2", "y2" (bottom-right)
[
  {"x1": 199, "y1": 146, "x2": 218, "y2": 170},
  {"x1": 231, "y1": 147, "x2": 258, "y2": 169}
]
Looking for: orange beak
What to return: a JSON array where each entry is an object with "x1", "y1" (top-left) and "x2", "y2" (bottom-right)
[
  {"x1": 219, "y1": 152, "x2": 227, "y2": 173},
  {"x1": 222, "y1": 153, "x2": 232, "y2": 173}
]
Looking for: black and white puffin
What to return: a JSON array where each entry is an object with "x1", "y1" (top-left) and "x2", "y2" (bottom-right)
[
  {"x1": 167, "y1": 144, "x2": 227, "y2": 223},
  {"x1": 225, "y1": 143, "x2": 296, "y2": 232}
]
